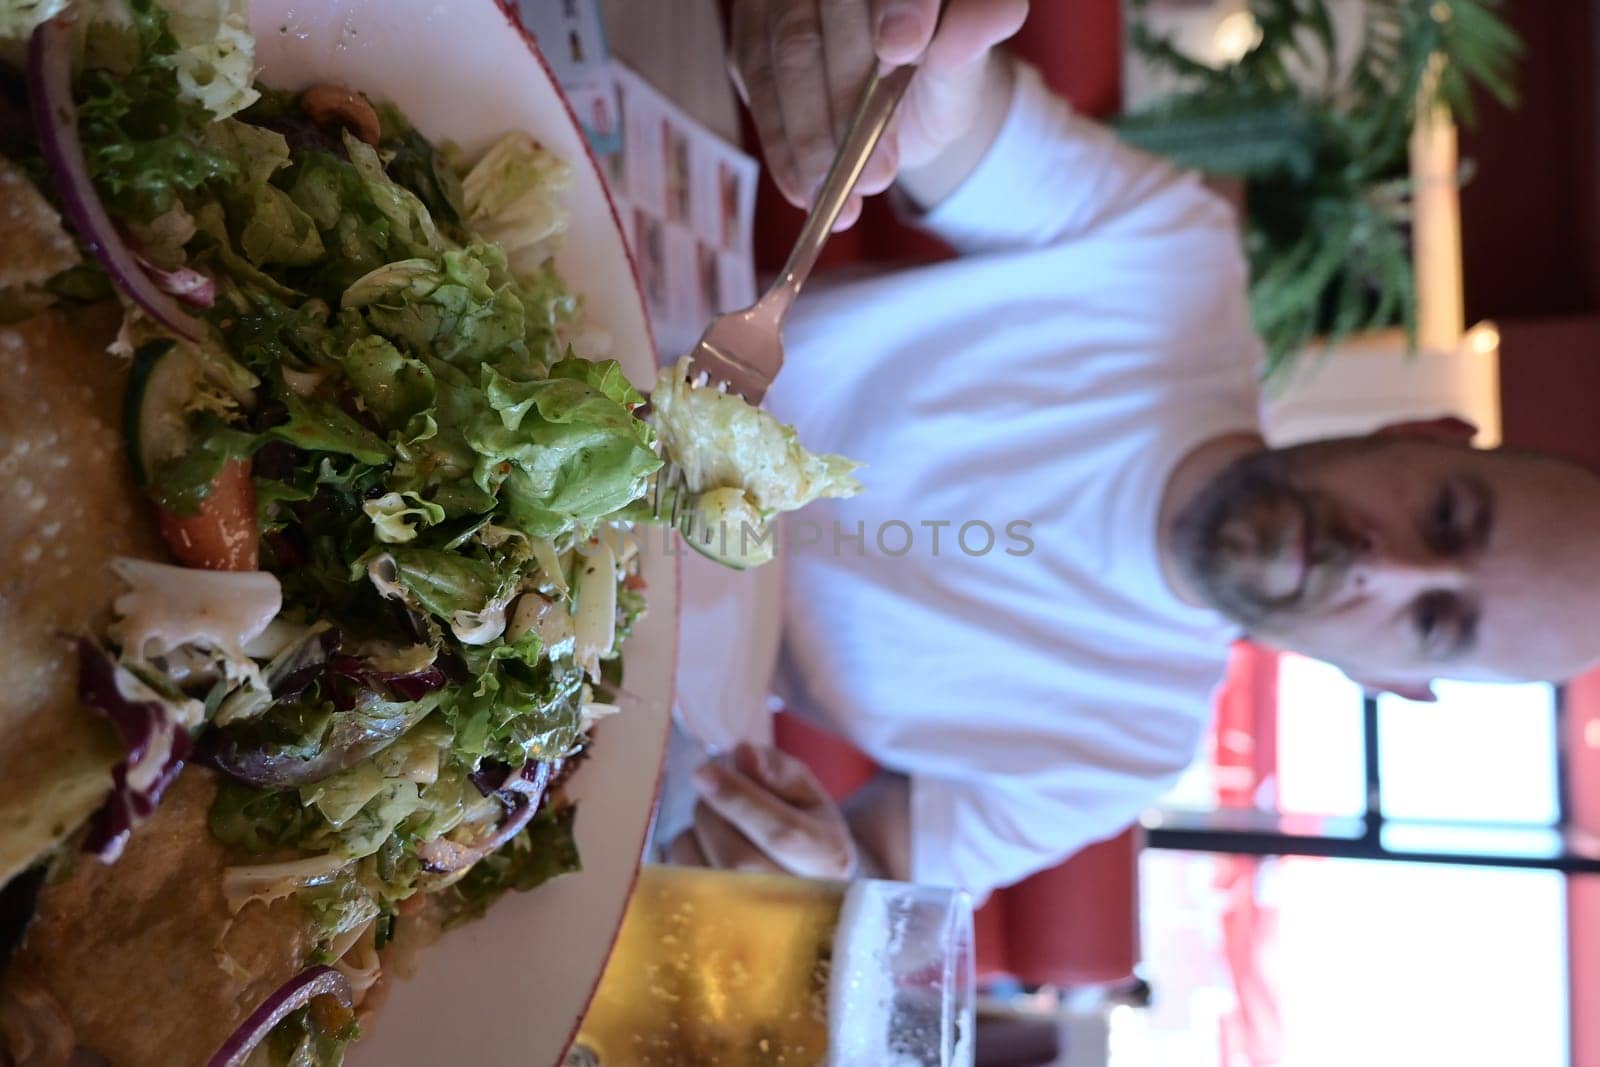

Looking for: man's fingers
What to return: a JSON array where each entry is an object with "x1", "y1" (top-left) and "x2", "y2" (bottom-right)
[
  {"x1": 818, "y1": 0, "x2": 876, "y2": 145},
  {"x1": 733, "y1": 743, "x2": 832, "y2": 810},
  {"x1": 666, "y1": 828, "x2": 709, "y2": 867},
  {"x1": 696, "y1": 761, "x2": 844, "y2": 877},
  {"x1": 832, "y1": 196, "x2": 863, "y2": 232},
  {"x1": 731, "y1": 1, "x2": 804, "y2": 206},
  {"x1": 925, "y1": 0, "x2": 1028, "y2": 71},
  {"x1": 730, "y1": 0, "x2": 943, "y2": 216},
  {"x1": 869, "y1": 0, "x2": 941, "y2": 65},
  {"x1": 855, "y1": 132, "x2": 900, "y2": 197},
  {"x1": 699, "y1": 753, "x2": 856, "y2": 880},
  {"x1": 769, "y1": 0, "x2": 843, "y2": 204},
  {"x1": 692, "y1": 801, "x2": 783, "y2": 873},
  {"x1": 696, "y1": 759, "x2": 809, "y2": 855}
]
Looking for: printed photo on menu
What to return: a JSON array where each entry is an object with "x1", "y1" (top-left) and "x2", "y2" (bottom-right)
[{"x1": 606, "y1": 63, "x2": 759, "y2": 358}]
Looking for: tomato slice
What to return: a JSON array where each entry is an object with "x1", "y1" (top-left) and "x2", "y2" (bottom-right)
[{"x1": 156, "y1": 457, "x2": 260, "y2": 571}]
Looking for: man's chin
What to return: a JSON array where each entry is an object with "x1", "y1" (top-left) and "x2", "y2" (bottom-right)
[
  {"x1": 1184, "y1": 566, "x2": 1267, "y2": 627},
  {"x1": 1193, "y1": 582, "x2": 1275, "y2": 630}
]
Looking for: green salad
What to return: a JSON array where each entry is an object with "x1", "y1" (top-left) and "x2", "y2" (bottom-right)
[{"x1": 0, "y1": 0, "x2": 859, "y2": 1062}]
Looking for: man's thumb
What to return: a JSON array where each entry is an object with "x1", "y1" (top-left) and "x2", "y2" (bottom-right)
[
  {"x1": 873, "y1": 0, "x2": 941, "y2": 65},
  {"x1": 925, "y1": 0, "x2": 1029, "y2": 71}
]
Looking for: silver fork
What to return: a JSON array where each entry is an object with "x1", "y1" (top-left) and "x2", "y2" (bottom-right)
[
  {"x1": 651, "y1": 61, "x2": 920, "y2": 527},
  {"x1": 683, "y1": 59, "x2": 917, "y2": 404}
]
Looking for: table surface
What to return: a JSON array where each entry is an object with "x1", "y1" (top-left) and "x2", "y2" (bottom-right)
[{"x1": 598, "y1": 0, "x2": 742, "y2": 144}]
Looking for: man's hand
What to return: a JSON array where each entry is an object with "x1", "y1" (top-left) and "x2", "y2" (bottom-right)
[
  {"x1": 667, "y1": 742, "x2": 858, "y2": 880},
  {"x1": 728, "y1": 0, "x2": 1028, "y2": 228}
]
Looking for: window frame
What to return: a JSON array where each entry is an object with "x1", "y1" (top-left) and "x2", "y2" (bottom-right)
[{"x1": 1145, "y1": 682, "x2": 1600, "y2": 873}]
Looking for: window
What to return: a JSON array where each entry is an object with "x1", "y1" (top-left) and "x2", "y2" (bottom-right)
[
  {"x1": 1377, "y1": 682, "x2": 1560, "y2": 825},
  {"x1": 1137, "y1": 646, "x2": 1586, "y2": 1067},
  {"x1": 1276, "y1": 655, "x2": 1366, "y2": 817},
  {"x1": 1133, "y1": 852, "x2": 1570, "y2": 1067},
  {"x1": 1148, "y1": 648, "x2": 1578, "y2": 869}
]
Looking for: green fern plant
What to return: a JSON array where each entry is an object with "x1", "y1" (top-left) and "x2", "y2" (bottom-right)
[{"x1": 1117, "y1": 0, "x2": 1520, "y2": 378}]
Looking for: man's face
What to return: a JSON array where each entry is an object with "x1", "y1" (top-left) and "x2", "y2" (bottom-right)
[{"x1": 1173, "y1": 436, "x2": 1600, "y2": 686}]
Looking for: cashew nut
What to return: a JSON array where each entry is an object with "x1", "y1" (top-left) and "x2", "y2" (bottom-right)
[{"x1": 300, "y1": 84, "x2": 382, "y2": 147}]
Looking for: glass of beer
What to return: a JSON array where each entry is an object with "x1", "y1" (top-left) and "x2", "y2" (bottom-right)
[{"x1": 567, "y1": 865, "x2": 975, "y2": 1066}]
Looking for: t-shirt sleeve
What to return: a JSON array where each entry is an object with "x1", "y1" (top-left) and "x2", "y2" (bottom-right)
[{"x1": 918, "y1": 61, "x2": 1240, "y2": 258}]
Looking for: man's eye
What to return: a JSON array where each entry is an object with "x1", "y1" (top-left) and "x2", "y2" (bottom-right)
[
  {"x1": 1433, "y1": 487, "x2": 1456, "y2": 532},
  {"x1": 1427, "y1": 483, "x2": 1470, "y2": 554},
  {"x1": 1412, "y1": 591, "x2": 1474, "y2": 658},
  {"x1": 1416, "y1": 599, "x2": 1441, "y2": 641}
]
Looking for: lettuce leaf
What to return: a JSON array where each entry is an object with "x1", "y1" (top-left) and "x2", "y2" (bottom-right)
[
  {"x1": 549, "y1": 355, "x2": 646, "y2": 412},
  {"x1": 340, "y1": 335, "x2": 435, "y2": 430},
  {"x1": 342, "y1": 245, "x2": 527, "y2": 367},
  {"x1": 125, "y1": 203, "x2": 197, "y2": 270},
  {"x1": 264, "y1": 389, "x2": 390, "y2": 465},
  {"x1": 75, "y1": 0, "x2": 237, "y2": 223},
  {"x1": 204, "y1": 118, "x2": 323, "y2": 266},
  {"x1": 378, "y1": 102, "x2": 467, "y2": 233},
  {"x1": 363, "y1": 490, "x2": 445, "y2": 544},
  {"x1": 439, "y1": 802, "x2": 580, "y2": 928},
  {"x1": 299, "y1": 876, "x2": 380, "y2": 954},
  {"x1": 442, "y1": 656, "x2": 582, "y2": 765},
  {"x1": 0, "y1": 0, "x2": 69, "y2": 39},
  {"x1": 461, "y1": 133, "x2": 570, "y2": 276},
  {"x1": 285, "y1": 141, "x2": 444, "y2": 292},
  {"x1": 512, "y1": 259, "x2": 578, "y2": 359},
  {"x1": 343, "y1": 131, "x2": 444, "y2": 257},
  {"x1": 368, "y1": 547, "x2": 505, "y2": 624},
  {"x1": 161, "y1": 0, "x2": 259, "y2": 120},
  {"x1": 651, "y1": 356, "x2": 862, "y2": 513},
  {"x1": 210, "y1": 776, "x2": 321, "y2": 854},
  {"x1": 474, "y1": 367, "x2": 659, "y2": 537}
]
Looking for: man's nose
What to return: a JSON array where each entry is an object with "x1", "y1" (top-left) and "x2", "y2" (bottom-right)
[{"x1": 1350, "y1": 551, "x2": 1470, "y2": 599}]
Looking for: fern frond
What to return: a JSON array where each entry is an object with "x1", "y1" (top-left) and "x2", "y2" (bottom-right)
[
  {"x1": 1123, "y1": 0, "x2": 1520, "y2": 376},
  {"x1": 1115, "y1": 92, "x2": 1322, "y2": 181}
]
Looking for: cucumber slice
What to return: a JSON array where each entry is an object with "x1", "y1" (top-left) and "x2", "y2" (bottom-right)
[
  {"x1": 681, "y1": 487, "x2": 774, "y2": 569},
  {"x1": 122, "y1": 339, "x2": 197, "y2": 487}
]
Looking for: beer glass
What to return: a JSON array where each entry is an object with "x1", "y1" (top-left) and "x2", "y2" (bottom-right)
[{"x1": 567, "y1": 865, "x2": 975, "y2": 1066}]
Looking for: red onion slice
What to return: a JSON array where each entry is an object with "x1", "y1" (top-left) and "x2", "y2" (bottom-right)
[
  {"x1": 205, "y1": 966, "x2": 352, "y2": 1067},
  {"x1": 28, "y1": 16, "x2": 204, "y2": 341},
  {"x1": 75, "y1": 640, "x2": 191, "y2": 863},
  {"x1": 417, "y1": 760, "x2": 558, "y2": 873},
  {"x1": 469, "y1": 756, "x2": 555, "y2": 798},
  {"x1": 137, "y1": 256, "x2": 216, "y2": 308},
  {"x1": 416, "y1": 792, "x2": 538, "y2": 874}
]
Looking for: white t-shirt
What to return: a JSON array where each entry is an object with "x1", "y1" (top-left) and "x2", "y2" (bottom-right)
[{"x1": 763, "y1": 64, "x2": 1265, "y2": 901}]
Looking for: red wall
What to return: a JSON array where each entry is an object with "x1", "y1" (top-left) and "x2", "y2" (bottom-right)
[
  {"x1": 1459, "y1": 2, "x2": 1600, "y2": 323},
  {"x1": 1562, "y1": 671, "x2": 1600, "y2": 1067},
  {"x1": 1497, "y1": 316, "x2": 1600, "y2": 471}
]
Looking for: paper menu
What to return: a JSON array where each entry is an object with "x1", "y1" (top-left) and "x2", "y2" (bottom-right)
[
  {"x1": 605, "y1": 63, "x2": 759, "y2": 367},
  {"x1": 513, "y1": 1, "x2": 761, "y2": 367},
  {"x1": 514, "y1": 0, "x2": 622, "y2": 155}
]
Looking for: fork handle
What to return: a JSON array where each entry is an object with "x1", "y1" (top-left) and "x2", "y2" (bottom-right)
[{"x1": 767, "y1": 62, "x2": 917, "y2": 313}]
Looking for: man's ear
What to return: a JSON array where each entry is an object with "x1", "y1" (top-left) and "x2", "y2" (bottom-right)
[
  {"x1": 1357, "y1": 680, "x2": 1438, "y2": 703},
  {"x1": 1371, "y1": 416, "x2": 1478, "y2": 446}
]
